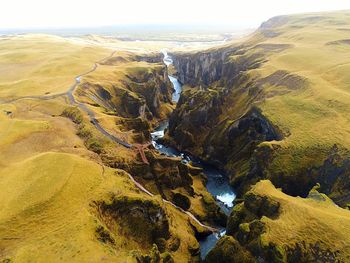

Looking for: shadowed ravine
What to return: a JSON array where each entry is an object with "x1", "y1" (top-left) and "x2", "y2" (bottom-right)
[{"x1": 151, "y1": 50, "x2": 236, "y2": 259}]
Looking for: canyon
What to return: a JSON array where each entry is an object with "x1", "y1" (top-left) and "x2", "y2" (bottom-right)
[{"x1": 1, "y1": 9, "x2": 350, "y2": 263}]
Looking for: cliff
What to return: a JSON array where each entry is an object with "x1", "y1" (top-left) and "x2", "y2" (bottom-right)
[
  {"x1": 75, "y1": 52, "x2": 175, "y2": 144},
  {"x1": 165, "y1": 11, "x2": 350, "y2": 206}
]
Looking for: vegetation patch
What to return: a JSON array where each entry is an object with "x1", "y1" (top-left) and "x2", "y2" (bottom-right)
[
  {"x1": 61, "y1": 106, "x2": 83, "y2": 124},
  {"x1": 95, "y1": 195, "x2": 170, "y2": 244}
]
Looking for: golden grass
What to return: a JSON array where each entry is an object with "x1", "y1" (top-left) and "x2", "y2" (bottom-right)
[
  {"x1": 0, "y1": 34, "x2": 202, "y2": 262},
  {"x1": 253, "y1": 180, "x2": 350, "y2": 260},
  {"x1": 0, "y1": 151, "x2": 198, "y2": 262},
  {"x1": 0, "y1": 99, "x2": 94, "y2": 167},
  {"x1": 0, "y1": 34, "x2": 111, "y2": 98}
]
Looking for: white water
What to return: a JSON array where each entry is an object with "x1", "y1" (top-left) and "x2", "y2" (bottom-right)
[
  {"x1": 217, "y1": 193, "x2": 236, "y2": 207},
  {"x1": 169, "y1": 75, "x2": 182, "y2": 102}
]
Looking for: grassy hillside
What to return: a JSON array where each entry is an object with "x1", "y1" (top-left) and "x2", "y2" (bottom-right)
[
  {"x1": 0, "y1": 152, "x2": 200, "y2": 262},
  {"x1": 0, "y1": 33, "x2": 222, "y2": 262},
  {"x1": 0, "y1": 34, "x2": 111, "y2": 98},
  {"x1": 251, "y1": 11, "x2": 350, "y2": 177}
]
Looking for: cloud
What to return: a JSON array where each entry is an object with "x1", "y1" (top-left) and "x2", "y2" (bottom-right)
[{"x1": 1, "y1": 0, "x2": 350, "y2": 29}]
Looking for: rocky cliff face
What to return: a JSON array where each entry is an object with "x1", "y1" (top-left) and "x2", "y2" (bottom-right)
[
  {"x1": 96, "y1": 195, "x2": 170, "y2": 245},
  {"x1": 93, "y1": 64, "x2": 173, "y2": 121},
  {"x1": 166, "y1": 24, "x2": 350, "y2": 207},
  {"x1": 171, "y1": 43, "x2": 266, "y2": 88},
  {"x1": 76, "y1": 54, "x2": 174, "y2": 144},
  {"x1": 119, "y1": 150, "x2": 227, "y2": 227},
  {"x1": 166, "y1": 42, "x2": 287, "y2": 196},
  {"x1": 171, "y1": 47, "x2": 236, "y2": 86},
  {"x1": 122, "y1": 64, "x2": 173, "y2": 120}
]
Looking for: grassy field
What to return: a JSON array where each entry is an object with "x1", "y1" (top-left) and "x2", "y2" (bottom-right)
[
  {"x1": 0, "y1": 34, "x2": 205, "y2": 262},
  {"x1": 0, "y1": 151, "x2": 199, "y2": 262},
  {"x1": 228, "y1": 12, "x2": 350, "y2": 153},
  {"x1": 0, "y1": 34, "x2": 112, "y2": 99}
]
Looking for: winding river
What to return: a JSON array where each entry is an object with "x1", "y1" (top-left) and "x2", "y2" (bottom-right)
[{"x1": 151, "y1": 50, "x2": 236, "y2": 259}]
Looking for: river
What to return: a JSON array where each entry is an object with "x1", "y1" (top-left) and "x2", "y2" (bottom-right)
[{"x1": 151, "y1": 50, "x2": 236, "y2": 259}]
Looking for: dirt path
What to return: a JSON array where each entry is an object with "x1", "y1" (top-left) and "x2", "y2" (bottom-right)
[
  {"x1": 127, "y1": 173, "x2": 218, "y2": 232},
  {"x1": 0, "y1": 50, "x2": 218, "y2": 233}
]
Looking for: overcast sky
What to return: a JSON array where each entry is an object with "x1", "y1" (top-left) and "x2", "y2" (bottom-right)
[{"x1": 1, "y1": 0, "x2": 350, "y2": 29}]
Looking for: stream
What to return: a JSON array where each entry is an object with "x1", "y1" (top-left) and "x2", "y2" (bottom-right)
[{"x1": 151, "y1": 50, "x2": 236, "y2": 259}]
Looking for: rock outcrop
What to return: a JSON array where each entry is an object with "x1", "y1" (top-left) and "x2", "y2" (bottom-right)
[
  {"x1": 205, "y1": 236, "x2": 255, "y2": 263},
  {"x1": 96, "y1": 195, "x2": 170, "y2": 245},
  {"x1": 124, "y1": 150, "x2": 227, "y2": 226},
  {"x1": 75, "y1": 52, "x2": 174, "y2": 144},
  {"x1": 206, "y1": 180, "x2": 350, "y2": 262}
]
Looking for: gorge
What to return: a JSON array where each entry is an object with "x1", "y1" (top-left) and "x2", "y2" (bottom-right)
[
  {"x1": 2, "y1": 9, "x2": 350, "y2": 263},
  {"x1": 151, "y1": 50, "x2": 236, "y2": 259},
  {"x1": 149, "y1": 11, "x2": 350, "y2": 262}
]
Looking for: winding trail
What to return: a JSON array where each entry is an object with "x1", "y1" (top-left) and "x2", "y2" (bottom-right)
[
  {"x1": 65, "y1": 51, "x2": 219, "y2": 233},
  {"x1": 65, "y1": 50, "x2": 133, "y2": 148},
  {"x1": 127, "y1": 173, "x2": 218, "y2": 232},
  {"x1": 68, "y1": 51, "x2": 218, "y2": 232},
  {"x1": 1, "y1": 49, "x2": 218, "y2": 233},
  {"x1": 0, "y1": 51, "x2": 133, "y2": 148}
]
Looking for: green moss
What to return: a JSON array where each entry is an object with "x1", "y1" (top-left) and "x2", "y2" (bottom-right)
[
  {"x1": 202, "y1": 192, "x2": 214, "y2": 205},
  {"x1": 188, "y1": 239, "x2": 200, "y2": 256},
  {"x1": 76, "y1": 125, "x2": 93, "y2": 139},
  {"x1": 272, "y1": 245, "x2": 287, "y2": 263},
  {"x1": 167, "y1": 236, "x2": 180, "y2": 252},
  {"x1": 98, "y1": 195, "x2": 170, "y2": 244},
  {"x1": 87, "y1": 138, "x2": 103, "y2": 154},
  {"x1": 135, "y1": 244, "x2": 161, "y2": 263},
  {"x1": 95, "y1": 225, "x2": 115, "y2": 245},
  {"x1": 155, "y1": 238, "x2": 167, "y2": 252},
  {"x1": 239, "y1": 223, "x2": 250, "y2": 234},
  {"x1": 244, "y1": 192, "x2": 280, "y2": 218},
  {"x1": 205, "y1": 236, "x2": 255, "y2": 263},
  {"x1": 149, "y1": 244, "x2": 161, "y2": 263},
  {"x1": 161, "y1": 252, "x2": 174, "y2": 263},
  {"x1": 226, "y1": 202, "x2": 246, "y2": 235},
  {"x1": 258, "y1": 234, "x2": 270, "y2": 250}
]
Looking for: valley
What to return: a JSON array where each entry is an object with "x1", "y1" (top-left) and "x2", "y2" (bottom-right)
[{"x1": 1, "y1": 9, "x2": 350, "y2": 263}]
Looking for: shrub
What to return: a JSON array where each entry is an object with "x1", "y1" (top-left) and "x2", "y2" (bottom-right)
[
  {"x1": 87, "y1": 138, "x2": 103, "y2": 154},
  {"x1": 77, "y1": 125, "x2": 93, "y2": 139},
  {"x1": 61, "y1": 107, "x2": 83, "y2": 124}
]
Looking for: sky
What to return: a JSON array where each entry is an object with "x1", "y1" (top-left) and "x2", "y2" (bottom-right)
[{"x1": 1, "y1": 0, "x2": 350, "y2": 29}]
